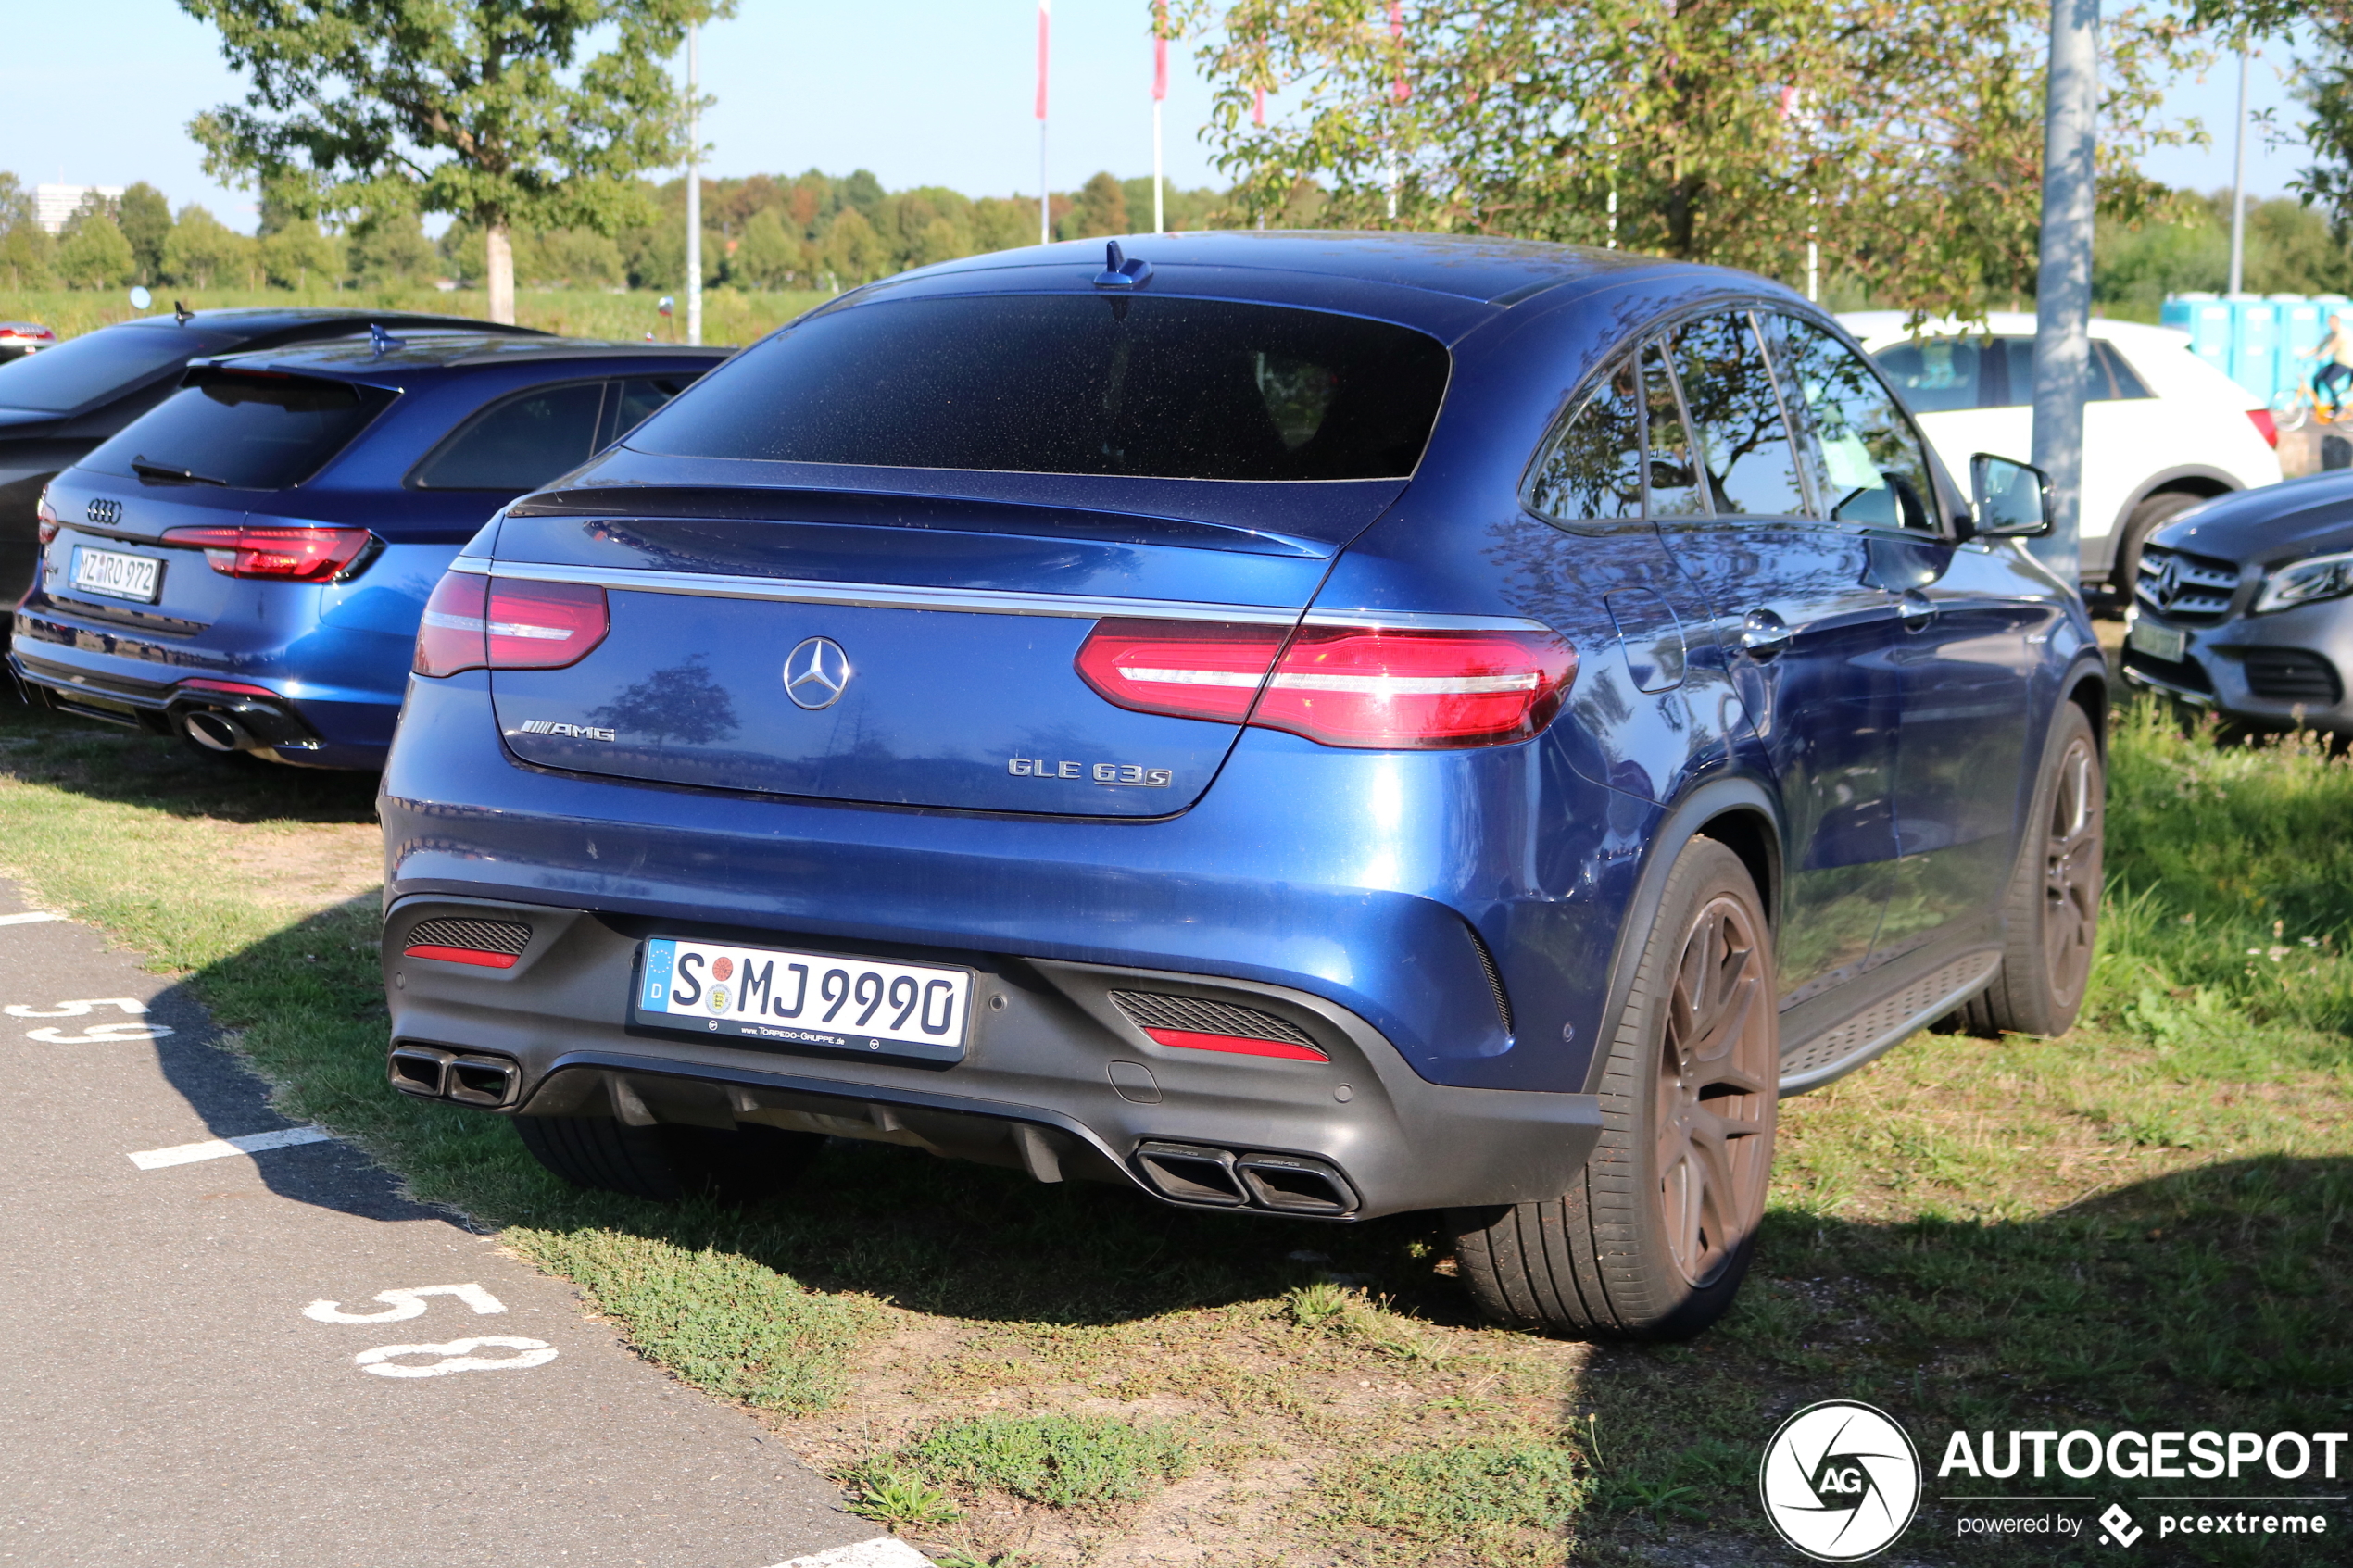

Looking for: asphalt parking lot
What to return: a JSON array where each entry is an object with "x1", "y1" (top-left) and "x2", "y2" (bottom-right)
[{"x1": 0, "y1": 877, "x2": 916, "y2": 1568}]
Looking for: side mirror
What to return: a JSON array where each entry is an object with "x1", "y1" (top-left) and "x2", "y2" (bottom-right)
[{"x1": 1970, "y1": 453, "x2": 2051, "y2": 537}]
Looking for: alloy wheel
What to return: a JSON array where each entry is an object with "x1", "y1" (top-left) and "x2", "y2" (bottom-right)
[
  {"x1": 2042, "y1": 734, "x2": 2102, "y2": 1001},
  {"x1": 1655, "y1": 893, "x2": 1776, "y2": 1287}
]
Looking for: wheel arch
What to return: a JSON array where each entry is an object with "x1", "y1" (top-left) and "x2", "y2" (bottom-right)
[
  {"x1": 2092, "y1": 467, "x2": 2239, "y2": 574},
  {"x1": 2062, "y1": 656, "x2": 2109, "y2": 759},
  {"x1": 1579, "y1": 774, "x2": 1783, "y2": 1096}
]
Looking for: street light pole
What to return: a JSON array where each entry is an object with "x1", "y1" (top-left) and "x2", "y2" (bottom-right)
[
  {"x1": 2228, "y1": 45, "x2": 2250, "y2": 295},
  {"x1": 685, "y1": 22, "x2": 701, "y2": 347},
  {"x1": 2030, "y1": 0, "x2": 2098, "y2": 589}
]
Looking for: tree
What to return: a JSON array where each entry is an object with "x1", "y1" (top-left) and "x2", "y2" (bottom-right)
[
  {"x1": 57, "y1": 208, "x2": 137, "y2": 290},
  {"x1": 0, "y1": 173, "x2": 55, "y2": 289},
  {"x1": 181, "y1": 0, "x2": 732, "y2": 324},
  {"x1": 1188, "y1": 0, "x2": 2200, "y2": 319},
  {"x1": 163, "y1": 205, "x2": 260, "y2": 289},
  {"x1": 118, "y1": 183, "x2": 175, "y2": 284},
  {"x1": 344, "y1": 206, "x2": 438, "y2": 286},
  {"x1": 733, "y1": 208, "x2": 807, "y2": 288},
  {"x1": 1061, "y1": 171, "x2": 1129, "y2": 239},
  {"x1": 262, "y1": 220, "x2": 341, "y2": 289}
]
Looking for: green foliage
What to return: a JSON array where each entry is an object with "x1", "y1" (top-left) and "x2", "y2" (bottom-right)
[
  {"x1": 837, "y1": 1457, "x2": 964, "y2": 1528},
  {"x1": 2097, "y1": 192, "x2": 2353, "y2": 316},
  {"x1": 1316, "y1": 1440, "x2": 1588, "y2": 1559},
  {"x1": 57, "y1": 211, "x2": 137, "y2": 290},
  {"x1": 343, "y1": 207, "x2": 437, "y2": 287},
  {"x1": 117, "y1": 183, "x2": 174, "y2": 284},
  {"x1": 260, "y1": 220, "x2": 340, "y2": 289},
  {"x1": 1187, "y1": 0, "x2": 2200, "y2": 317},
  {"x1": 161, "y1": 205, "x2": 258, "y2": 289},
  {"x1": 887, "y1": 1414, "x2": 1199, "y2": 1509},
  {"x1": 180, "y1": 0, "x2": 732, "y2": 240}
]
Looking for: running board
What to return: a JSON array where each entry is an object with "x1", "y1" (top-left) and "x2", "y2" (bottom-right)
[{"x1": 1777, "y1": 951, "x2": 2002, "y2": 1098}]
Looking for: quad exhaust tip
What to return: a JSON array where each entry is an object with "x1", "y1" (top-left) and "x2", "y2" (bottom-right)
[
  {"x1": 389, "y1": 1043, "x2": 521, "y2": 1109},
  {"x1": 1132, "y1": 1140, "x2": 1359, "y2": 1216}
]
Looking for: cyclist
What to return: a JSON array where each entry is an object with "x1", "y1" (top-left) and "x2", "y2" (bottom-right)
[{"x1": 2302, "y1": 310, "x2": 2353, "y2": 409}]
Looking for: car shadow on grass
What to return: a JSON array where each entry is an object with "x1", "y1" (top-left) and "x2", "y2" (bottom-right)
[{"x1": 0, "y1": 696, "x2": 379, "y2": 824}]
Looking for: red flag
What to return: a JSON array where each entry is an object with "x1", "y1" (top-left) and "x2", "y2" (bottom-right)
[
  {"x1": 1037, "y1": 0, "x2": 1051, "y2": 121},
  {"x1": 1252, "y1": 84, "x2": 1265, "y2": 125},
  {"x1": 1152, "y1": 0, "x2": 1168, "y2": 101},
  {"x1": 1390, "y1": 0, "x2": 1409, "y2": 104}
]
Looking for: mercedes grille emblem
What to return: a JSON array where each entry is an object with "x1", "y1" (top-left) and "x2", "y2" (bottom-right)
[
  {"x1": 2156, "y1": 557, "x2": 2182, "y2": 608},
  {"x1": 782, "y1": 636, "x2": 853, "y2": 710}
]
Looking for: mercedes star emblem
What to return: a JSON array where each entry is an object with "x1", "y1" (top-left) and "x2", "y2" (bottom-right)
[{"x1": 782, "y1": 636, "x2": 853, "y2": 710}]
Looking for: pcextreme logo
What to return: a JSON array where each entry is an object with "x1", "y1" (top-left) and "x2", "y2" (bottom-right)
[{"x1": 1759, "y1": 1400, "x2": 1924, "y2": 1562}]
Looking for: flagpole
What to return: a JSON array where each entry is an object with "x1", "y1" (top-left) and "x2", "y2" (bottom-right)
[
  {"x1": 685, "y1": 22, "x2": 701, "y2": 346},
  {"x1": 1152, "y1": 3, "x2": 1168, "y2": 233},
  {"x1": 1037, "y1": 0, "x2": 1052, "y2": 246}
]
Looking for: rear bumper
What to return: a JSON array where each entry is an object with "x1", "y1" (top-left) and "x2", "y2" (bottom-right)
[
  {"x1": 384, "y1": 893, "x2": 1604, "y2": 1221},
  {"x1": 6, "y1": 644, "x2": 384, "y2": 768}
]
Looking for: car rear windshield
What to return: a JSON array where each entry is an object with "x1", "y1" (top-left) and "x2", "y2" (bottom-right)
[
  {"x1": 81, "y1": 370, "x2": 396, "y2": 490},
  {"x1": 0, "y1": 324, "x2": 241, "y2": 413},
  {"x1": 625, "y1": 295, "x2": 1452, "y2": 481}
]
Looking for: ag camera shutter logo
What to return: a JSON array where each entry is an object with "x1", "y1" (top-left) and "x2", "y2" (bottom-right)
[{"x1": 1760, "y1": 1400, "x2": 1922, "y2": 1561}]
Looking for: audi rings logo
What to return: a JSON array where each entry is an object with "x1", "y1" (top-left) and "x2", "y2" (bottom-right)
[
  {"x1": 85, "y1": 497, "x2": 121, "y2": 526},
  {"x1": 783, "y1": 636, "x2": 853, "y2": 710},
  {"x1": 1759, "y1": 1400, "x2": 1922, "y2": 1561}
]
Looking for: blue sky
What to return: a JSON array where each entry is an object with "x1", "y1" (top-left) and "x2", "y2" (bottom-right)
[{"x1": 0, "y1": 2, "x2": 2321, "y2": 234}]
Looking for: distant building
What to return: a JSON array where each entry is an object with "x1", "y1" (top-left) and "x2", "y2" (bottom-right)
[{"x1": 34, "y1": 184, "x2": 126, "y2": 234}]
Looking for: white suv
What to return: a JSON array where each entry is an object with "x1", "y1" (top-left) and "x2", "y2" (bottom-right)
[{"x1": 1840, "y1": 312, "x2": 2283, "y2": 596}]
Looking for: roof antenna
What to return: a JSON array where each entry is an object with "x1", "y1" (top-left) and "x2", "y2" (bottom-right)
[
  {"x1": 172, "y1": 299, "x2": 194, "y2": 325},
  {"x1": 368, "y1": 322, "x2": 400, "y2": 357},
  {"x1": 1092, "y1": 240, "x2": 1152, "y2": 290}
]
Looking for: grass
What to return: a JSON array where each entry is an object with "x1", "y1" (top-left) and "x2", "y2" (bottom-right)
[
  {"x1": 0, "y1": 690, "x2": 2347, "y2": 1564},
  {"x1": 0, "y1": 284, "x2": 830, "y2": 347}
]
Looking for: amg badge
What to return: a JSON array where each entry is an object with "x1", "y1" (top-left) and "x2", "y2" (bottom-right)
[
  {"x1": 1007, "y1": 757, "x2": 1173, "y2": 787},
  {"x1": 518, "y1": 720, "x2": 616, "y2": 741}
]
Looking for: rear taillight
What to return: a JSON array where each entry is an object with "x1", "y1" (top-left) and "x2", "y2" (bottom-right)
[
  {"x1": 2247, "y1": 408, "x2": 2280, "y2": 448},
  {"x1": 413, "y1": 572, "x2": 609, "y2": 678},
  {"x1": 1077, "y1": 619, "x2": 1576, "y2": 749},
  {"x1": 160, "y1": 524, "x2": 375, "y2": 581},
  {"x1": 34, "y1": 489, "x2": 57, "y2": 546}
]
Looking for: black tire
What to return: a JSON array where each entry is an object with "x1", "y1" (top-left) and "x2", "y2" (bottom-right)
[
  {"x1": 514, "y1": 1114, "x2": 823, "y2": 1204},
  {"x1": 1950, "y1": 702, "x2": 2103, "y2": 1037},
  {"x1": 1449, "y1": 838, "x2": 1779, "y2": 1340},
  {"x1": 2108, "y1": 492, "x2": 2204, "y2": 611}
]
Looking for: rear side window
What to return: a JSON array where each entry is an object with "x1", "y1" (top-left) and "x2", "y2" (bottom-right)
[
  {"x1": 605, "y1": 375, "x2": 697, "y2": 445},
  {"x1": 1667, "y1": 312, "x2": 1810, "y2": 518},
  {"x1": 1992, "y1": 337, "x2": 2152, "y2": 405},
  {"x1": 412, "y1": 382, "x2": 608, "y2": 490},
  {"x1": 1872, "y1": 335, "x2": 1994, "y2": 413},
  {"x1": 1527, "y1": 358, "x2": 1643, "y2": 521},
  {"x1": 1768, "y1": 317, "x2": 1937, "y2": 531},
  {"x1": 0, "y1": 325, "x2": 239, "y2": 414},
  {"x1": 1642, "y1": 345, "x2": 1708, "y2": 518},
  {"x1": 625, "y1": 295, "x2": 1451, "y2": 481},
  {"x1": 81, "y1": 371, "x2": 396, "y2": 490}
]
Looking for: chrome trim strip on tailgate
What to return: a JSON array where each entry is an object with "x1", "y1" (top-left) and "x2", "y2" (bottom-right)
[{"x1": 455, "y1": 558, "x2": 1551, "y2": 632}]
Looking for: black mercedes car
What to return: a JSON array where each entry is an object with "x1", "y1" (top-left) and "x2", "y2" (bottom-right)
[{"x1": 0, "y1": 307, "x2": 548, "y2": 610}]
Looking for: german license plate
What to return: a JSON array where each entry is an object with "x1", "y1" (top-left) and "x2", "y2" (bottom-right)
[
  {"x1": 2128, "y1": 618, "x2": 2186, "y2": 663},
  {"x1": 633, "y1": 937, "x2": 971, "y2": 1062},
  {"x1": 69, "y1": 546, "x2": 161, "y2": 604}
]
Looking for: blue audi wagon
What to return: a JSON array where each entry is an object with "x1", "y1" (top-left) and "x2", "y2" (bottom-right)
[{"x1": 378, "y1": 233, "x2": 2105, "y2": 1338}]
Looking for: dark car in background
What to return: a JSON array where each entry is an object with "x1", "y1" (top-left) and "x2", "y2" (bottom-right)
[
  {"x1": 375, "y1": 232, "x2": 2106, "y2": 1340},
  {"x1": 2123, "y1": 470, "x2": 2353, "y2": 734},
  {"x1": 13, "y1": 332, "x2": 724, "y2": 769},
  {"x1": 0, "y1": 307, "x2": 551, "y2": 610}
]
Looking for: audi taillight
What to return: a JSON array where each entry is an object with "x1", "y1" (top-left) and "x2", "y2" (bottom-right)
[
  {"x1": 161, "y1": 524, "x2": 375, "y2": 581},
  {"x1": 1077, "y1": 620, "x2": 1576, "y2": 749},
  {"x1": 34, "y1": 489, "x2": 57, "y2": 546},
  {"x1": 413, "y1": 573, "x2": 609, "y2": 677}
]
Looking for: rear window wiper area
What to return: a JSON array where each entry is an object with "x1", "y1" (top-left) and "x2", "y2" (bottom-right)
[
  {"x1": 82, "y1": 371, "x2": 398, "y2": 492},
  {"x1": 131, "y1": 458, "x2": 229, "y2": 487}
]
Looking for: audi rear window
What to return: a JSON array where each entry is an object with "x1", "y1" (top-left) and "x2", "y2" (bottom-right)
[
  {"x1": 625, "y1": 295, "x2": 1451, "y2": 481},
  {"x1": 0, "y1": 324, "x2": 239, "y2": 413},
  {"x1": 82, "y1": 370, "x2": 396, "y2": 490}
]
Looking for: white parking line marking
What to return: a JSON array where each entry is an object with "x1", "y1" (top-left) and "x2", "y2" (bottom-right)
[
  {"x1": 126, "y1": 1125, "x2": 333, "y2": 1170},
  {"x1": 6, "y1": 997, "x2": 148, "y2": 1017},
  {"x1": 0, "y1": 910, "x2": 64, "y2": 926},
  {"x1": 29, "y1": 1022, "x2": 174, "y2": 1044},
  {"x1": 305, "y1": 1284, "x2": 508, "y2": 1323},
  {"x1": 768, "y1": 1539, "x2": 937, "y2": 1568},
  {"x1": 354, "y1": 1336, "x2": 558, "y2": 1378}
]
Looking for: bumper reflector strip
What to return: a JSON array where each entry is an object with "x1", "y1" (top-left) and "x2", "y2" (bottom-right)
[
  {"x1": 1140, "y1": 1027, "x2": 1329, "y2": 1062},
  {"x1": 402, "y1": 944, "x2": 519, "y2": 970}
]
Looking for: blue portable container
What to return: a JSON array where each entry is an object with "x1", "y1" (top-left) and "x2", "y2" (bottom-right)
[
  {"x1": 2164, "y1": 293, "x2": 2233, "y2": 377},
  {"x1": 2230, "y1": 295, "x2": 2280, "y2": 399}
]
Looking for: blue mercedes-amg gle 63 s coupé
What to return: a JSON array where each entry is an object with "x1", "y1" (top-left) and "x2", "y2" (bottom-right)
[
  {"x1": 378, "y1": 233, "x2": 2106, "y2": 1338},
  {"x1": 13, "y1": 332, "x2": 725, "y2": 769}
]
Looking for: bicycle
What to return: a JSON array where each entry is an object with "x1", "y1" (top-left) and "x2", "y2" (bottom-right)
[{"x1": 2270, "y1": 370, "x2": 2353, "y2": 433}]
